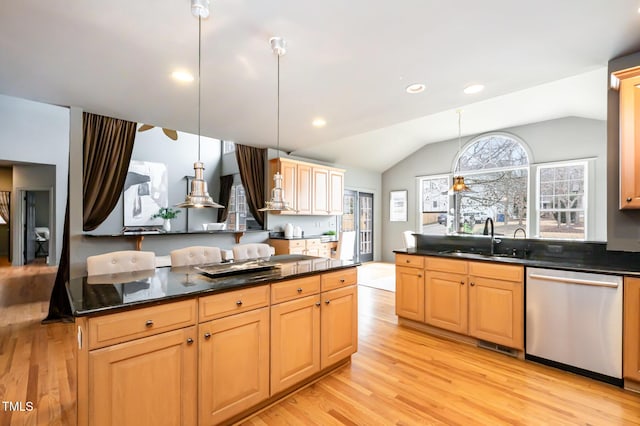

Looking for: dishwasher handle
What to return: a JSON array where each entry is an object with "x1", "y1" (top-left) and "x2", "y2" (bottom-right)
[{"x1": 528, "y1": 273, "x2": 619, "y2": 288}]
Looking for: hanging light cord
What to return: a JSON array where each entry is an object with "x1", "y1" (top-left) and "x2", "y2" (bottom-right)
[
  {"x1": 276, "y1": 52, "x2": 280, "y2": 160},
  {"x1": 197, "y1": 15, "x2": 202, "y2": 162},
  {"x1": 456, "y1": 109, "x2": 462, "y2": 174}
]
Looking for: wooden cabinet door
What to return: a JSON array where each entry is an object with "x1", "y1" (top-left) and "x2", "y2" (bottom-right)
[
  {"x1": 312, "y1": 167, "x2": 330, "y2": 215},
  {"x1": 321, "y1": 285, "x2": 358, "y2": 369},
  {"x1": 425, "y1": 270, "x2": 468, "y2": 334},
  {"x1": 617, "y1": 71, "x2": 640, "y2": 209},
  {"x1": 395, "y1": 266, "x2": 425, "y2": 322},
  {"x1": 297, "y1": 163, "x2": 313, "y2": 215},
  {"x1": 328, "y1": 170, "x2": 344, "y2": 215},
  {"x1": 271, "y1": 294, "x2": 321, "y2": 395},
  {"x1": 468, "y1": 275, "x2": 523, "y2": 350},
  {"x1": 280, "y1": 159, "x2": 298, "y2": 213},
  {"x1": 624, "y1": 277, "x2": 640, "y2": 382},
  {"x1": 89, "y1": 327, "x2": 197, "y2": 426},
  {"x1": 199, "y1": 308, "x2": 269, "y2": 425}
]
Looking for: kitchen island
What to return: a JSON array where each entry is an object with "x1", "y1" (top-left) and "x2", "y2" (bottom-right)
[{"x1": 68, "y1": 255, "x2": 358, "y2": 426}]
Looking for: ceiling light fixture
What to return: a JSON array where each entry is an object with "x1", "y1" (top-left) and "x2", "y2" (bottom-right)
[
  {"x1": 406, "y1": 83, "x2": 426, "y2": 94},
  {"x1": 450, "y1": 109, "x2": 470, "y2": 192},
  {"x1": 312, "y1": 118, "x2": 327, "y2": 128},
  {"x1": 176, "y1": 0, "x2": 222, "y2": 209},
  {"x1": 259, "y1": 37, "x2": 296, "y2": 212},
  {"x1": 172, "y1": 71, "x2": 194, "y2": 82},
  {"x1": 463, "y1": 84, "x2": 484, "y2": 95}
]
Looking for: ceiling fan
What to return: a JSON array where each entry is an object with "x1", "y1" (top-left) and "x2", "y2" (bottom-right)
[{"x1": 137, "y1": 124, "x2": 178, "y2": 141}]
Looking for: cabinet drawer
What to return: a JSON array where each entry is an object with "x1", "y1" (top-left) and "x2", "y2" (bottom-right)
[
  {"x1": 289, "y1": 240, "x2": 306, "y2": 249},
  {"x1": 88, "y1": 299, "x2": 197, "y2": 350},
  {"x1": 468, "y1": 261, "x2": 523, "y2": 282},
  {"x1": 271, "y1": 276, "x2": 321, "y2": 304},
  {"x1": 321, "y1": 267, "x2": 358, "y2": 291},
  {"x1": 425, "y1": 256, "x2": 468, "y2": 274},
  {"x1": 199, "y1": 285, "x2": 270, "y2": 322},
  {"x1": 306, "y1": 239, "x2": 321, "y2": 248},
  {"x1": 396, "y1": 254, "x2": 424, "y2": 269}
]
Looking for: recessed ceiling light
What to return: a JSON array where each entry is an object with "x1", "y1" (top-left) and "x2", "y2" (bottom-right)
[
  {"x1": 406, "y1": 83, "x2": 426, "y2": 94},
  {"x1": 464, "y1": 84, "x2": 484, "y2": 95},
  {"x1": 172, "y1": 70, "x2": 194, "y2": 82},
  {"x1": 312, "y1": 118, "x2": 327, "y2": 128}
]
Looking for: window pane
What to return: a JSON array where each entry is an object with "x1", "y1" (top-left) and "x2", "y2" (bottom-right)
[
  {"x1": 459, "y1": 135, "x2": 529, "y2": 171},
  {"x1": 420, "y1": 176, "x2": 449, "y2": 235},
  {"x1": 537, "y1": 162, "x2": 586, "y2": 239}
]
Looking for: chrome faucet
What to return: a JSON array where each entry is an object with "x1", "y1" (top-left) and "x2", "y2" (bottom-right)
[
  {"x1": 513, "y1": 227, "x2": 526, "y2": 238},
  {"x1": 483, "y1": 217, "x2": 501, "y2": 255}
]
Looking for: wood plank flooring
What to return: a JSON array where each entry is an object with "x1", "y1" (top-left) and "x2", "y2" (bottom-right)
[{"x1": 1, "y1": 265, "x2": 639, "y2": 425}]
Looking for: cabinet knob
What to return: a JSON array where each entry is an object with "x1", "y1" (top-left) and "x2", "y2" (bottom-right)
[
  {"x1": 406, "y1": 259, "x2": 410, "y2": 263},
  {"x1": 236, "y1": 300, "x2": 243, "y2": 306},
  {"x1": 145, "y1": 319, "x2": 154, "y2": 327},
  {"x1": 186, "y1": 338, "x2": 194, "y2": 345},
  {"x1": 460, "y1": 281, "x2": 464, "y2": 286},
  {"x1": 204, "y1": 332, "x2": 211, "y2": 339},
  {"x1": 297, "y1": 287, "x2": 303, "y2": 293},
  {"x1": 627, "y1": 197, "x2": 632, "y2": 202},
  {"x1": 340, "y1": 278, "x2": 345, "y2": 283},
  {"x1": 325, "y1": 300, "x2": 331, "y2": 304},
  {"x1": 315, "y1": 302, "x2": 321, "y2": 307},
  {"x1": 418, "y1": 274, "x2": 422, "y2": 278},
  {"x1": 470, "y1": 282, "x2": 475, "y2": 287}
]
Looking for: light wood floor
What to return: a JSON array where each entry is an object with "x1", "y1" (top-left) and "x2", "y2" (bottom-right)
[{"x1": 1, "y1": 266, "x2": 640, "y2": 425}]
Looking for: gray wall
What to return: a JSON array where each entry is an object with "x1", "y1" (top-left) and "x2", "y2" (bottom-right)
[
  {"x1": 607, "y1": 51, "x2": 640, "y2": 251},
  {"x1": 0, "y1": 167, "x2": 11, "y2": 257},
  {"x1": 381, "y1": 116, "x2": 607, "y2": 262},
  {"x1": 0, "y1": 94, "x2": 69, "y2": 265}
]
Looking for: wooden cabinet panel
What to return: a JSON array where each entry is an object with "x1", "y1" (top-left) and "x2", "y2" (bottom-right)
[
  {"x1": 468, "y1": 261, "x2": 523, "y2": 282},
  {"x1": 89, "y1": 327, "x2": 197, "y2": 426},
  {"x1": 624, "y1": 277, "x2": 640, "y2": 382},
  {"x1": 271, "y1": 275, "x2": 321, "y2": 304},
  {"x1": 396, "y1": 253, "x2": 424, "y2": 269},
  {"x1": 88, "y1": 299, "x2": 197, "y2": 350},
  {"x1": 615, "y1": 68, "x2": 640, "y2": 209},
  {"x1": 468, "y1": 275, "x2": 523, "y2": 350},
  {"x1": 312, "y1": 167, "x2": 330, "y2": 214},
  {"x1": 199, "y1": 307, "x2": 270, "y2": 425},
  {"x1": 199, "y1": 285, "x2": 269, "y2": 322},
  {"x1": 321, "y1": 267, "x2": 358, "y2": 291},
  {"x1": 270, "y1": 294, "x2": 321, "y2": 395},
  {"x1": 297, "y1": 163, "x2": 313, "y2": 215},
  {"x1": 425, "y1": 271, "x2": 468, "y2": 334},
  {"x1": 425, "y1": 256, "x2": 468, "y2": 274},
  {"x1": 329, "y1": 170, "x2": 344, "y2": 215},
  {"x1": 321, "y1": 285, "x2": 358, "y2": 369},
  {"x1": 395, "y1": 266, "x2": 425, "y2": 322}
]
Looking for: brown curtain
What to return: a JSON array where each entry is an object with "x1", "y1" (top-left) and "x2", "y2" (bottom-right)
[
  {"x1": 235, "y1": 144, "x2": 266, "y2": 227},
  {"x1": 0, "y1": 191, "x2": 9, "y2": 223},
  {"x1": 217, "y1": 174, "x2": 235, "y2": 223},
  {"x1": 83, "y1": 112, "x2": 137, "y2": 231},
  {"x1": 44, "y1": 193, "x2": 71, "y2": 322}
]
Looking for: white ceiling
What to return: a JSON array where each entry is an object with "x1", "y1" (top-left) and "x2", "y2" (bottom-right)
[{"x1": 1, "y1": 1, "x2": 639, "y2": 172}]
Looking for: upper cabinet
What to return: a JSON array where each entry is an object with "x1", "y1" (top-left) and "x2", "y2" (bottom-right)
[
  {"x1": 269, "y1": 158, "x2": 344, "y2": 215},
  {"x1": 613, "y1": 66, "x2": 640, "y2": 210}
]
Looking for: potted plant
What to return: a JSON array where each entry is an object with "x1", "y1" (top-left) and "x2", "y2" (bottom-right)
[{"x1": 151, "y1": 207, "x2": 181, "y2": 232}]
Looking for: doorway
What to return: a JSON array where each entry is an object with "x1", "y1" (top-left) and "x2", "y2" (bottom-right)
[
  {"x1": 342, "y1": 190, "x2": 374, "y2": 263},
  {"x1": 22, "y1": 190, "x2": 51, "y2": 265}
]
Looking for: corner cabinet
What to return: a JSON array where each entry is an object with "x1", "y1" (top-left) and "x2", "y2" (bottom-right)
[
  {"x1": 269, "y1": 158, "x2": 344, "y2": 215},
  {"x1": 624, "y1": 277, "x2": 640, "y2": 387},
  {"x1": 613, "y1": 66, "x2": 640, "y2": 209}
]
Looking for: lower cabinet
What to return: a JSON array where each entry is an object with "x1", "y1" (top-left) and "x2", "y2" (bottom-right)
[
  {"x1": 395, "y1": 265, "x2": 425, "y2": 322},
  {"x1": 624, "y1": 277, "x2": 640, "y2": 383},
  {"x1": 321, "y1": 284, "x2": 358, "y2": 368},
  {"x1": 270, "y1": 294, "x2": 321, "y2": 395},
  {"x1": 88, "y1": 327, "x2": 197, "y2": 426},
  {"x1": 425, "y1": 270, "x2": 468, "y2": 334},
  {"x1": 199, "y1": 307, "x2": 270, "y2": 425}
]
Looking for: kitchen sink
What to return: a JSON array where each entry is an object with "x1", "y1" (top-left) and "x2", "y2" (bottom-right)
[{"x1": 436, "y1": 249, "x2": 523, "y2": 260}]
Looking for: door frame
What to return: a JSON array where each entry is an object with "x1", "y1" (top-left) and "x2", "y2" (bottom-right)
[
  {"x1": 342, "y1": 189, "x2": 375, "y2": 263},
  {"x1": 14, "y1": 187, "x2": 54, "y2": 266}
]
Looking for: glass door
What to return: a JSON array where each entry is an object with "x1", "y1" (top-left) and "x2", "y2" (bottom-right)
[{"x1": 341, "y1": 190, "x2": 373, "y2": 262}]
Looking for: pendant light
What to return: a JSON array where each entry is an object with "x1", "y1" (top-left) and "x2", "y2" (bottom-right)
[
  {"x1": 259, "y1": 37, "x2": 296, "y2": 212},
  {"x1": 176, "y1": 0, "x2": 223, "y2": 209},
  {"x1": 450, "y1": 109, "x2": 470, "y2": 192}
]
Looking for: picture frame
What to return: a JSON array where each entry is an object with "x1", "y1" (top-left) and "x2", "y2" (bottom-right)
[{"x1": 389, "y1": 190, "x2": 408, "y2": 222}]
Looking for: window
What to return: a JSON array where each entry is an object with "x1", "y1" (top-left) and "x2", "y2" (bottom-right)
[
  {"x1": 456, "y1": 134, "x2": 529, "y2": 236},
  {"x1": 418, "y1": 175, "x2": 450, "y2": 235},
  {"x1": 222, "y1": 140, "x2": 236, "y2": 154},
  {"x1": 537, "y1": 162, "x2": 586, "y2": 240},
  {"x1": 225, "y1": 183, "x2": 247, "y2": 230}
]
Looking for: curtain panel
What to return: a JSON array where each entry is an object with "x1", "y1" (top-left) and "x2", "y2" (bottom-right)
[
  {"x1": 235, "y1": 144, "x2": 266, "y2": 227},
  {"x1": 0, "y1": 191, "x2": 10, "y2": 223},
  {"x1": 217, "y1": 174, "x2": 235, "y2": 223},
  {"x1": 82, "y1": 112, "x2": 137, "y2": 231}
]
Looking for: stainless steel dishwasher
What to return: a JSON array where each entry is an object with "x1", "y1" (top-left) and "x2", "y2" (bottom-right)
[{"x1": 525, "y1": 267, "x2": 622, "y2": 385}]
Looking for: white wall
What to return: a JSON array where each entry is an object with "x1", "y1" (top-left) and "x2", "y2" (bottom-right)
[
  {"x1": 0, "y1": 94, "x2": 69, "y2": 264},
  {"x1": 381, "y1": 116, "x2": 607, "y2": 262}
]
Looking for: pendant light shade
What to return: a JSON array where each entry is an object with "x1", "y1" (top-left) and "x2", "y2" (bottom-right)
[
  {"x1": 177, "y1": 0, "x2": 222, "y2": 209},
  {"x1": 450, "y1": 109, "x2": 470, "y2": 192},
  {"x1": 259, "y1": 36, "x2": 296, "y2": 212}
]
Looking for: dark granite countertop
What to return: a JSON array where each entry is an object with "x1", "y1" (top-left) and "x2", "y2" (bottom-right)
[{"x1": 67, "y1": 255, "x2": 358, "y2": 317}]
